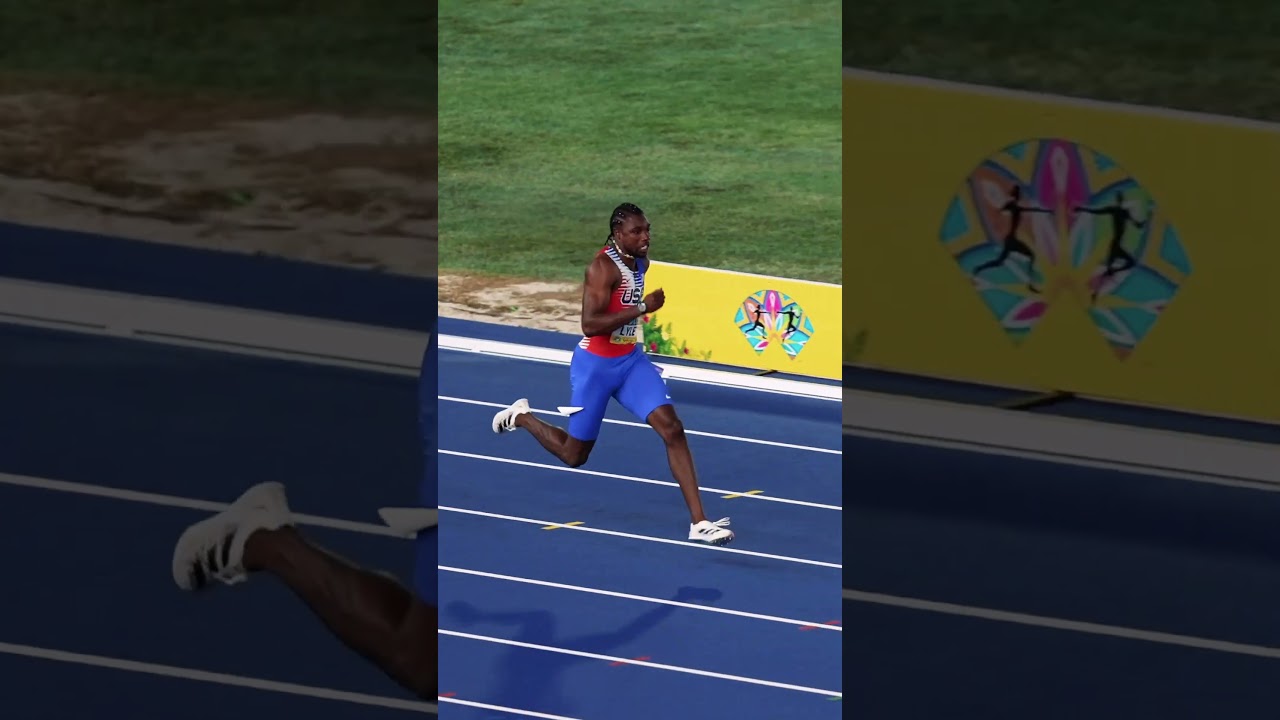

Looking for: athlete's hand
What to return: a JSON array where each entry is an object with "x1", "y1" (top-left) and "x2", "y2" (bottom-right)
[{"x1": 643, "y1": 288, "x2": 666, "y2": 313}]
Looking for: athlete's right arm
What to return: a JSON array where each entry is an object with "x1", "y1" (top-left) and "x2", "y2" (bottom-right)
[{"x1": 581, "y1": 255, "x2": 644, "y2": 337}]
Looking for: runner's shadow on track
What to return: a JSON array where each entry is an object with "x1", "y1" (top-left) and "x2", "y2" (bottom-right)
[{"x1": 445, "y1": 586, "x2": 722, "y2": 716}]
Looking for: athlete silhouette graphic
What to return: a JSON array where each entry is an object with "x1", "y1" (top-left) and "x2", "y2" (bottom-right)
[
  {"x1": 1073, "y1": 190, "x2": 1149, "y2": 303},
  {"x1": 779, "y1": 304, "x2": 800, "y2": 337},
  {"x1": 747, "y1": 301, "x2": 793, "y2": 338},
  {"x1": 747, "y1": 301, "x2": 767, "y2": 332},
  {"x1": 972, "y1": 185, "x2": 1052, "y2": 293}
]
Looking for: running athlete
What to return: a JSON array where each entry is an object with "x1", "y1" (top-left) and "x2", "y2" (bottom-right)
[
  {"x1": 1073, "y1": 190, "x2": 1147, "y2": 303},
  {"x1": 169, "y1": 320, "x2": 440, "y2": 700},
  {"x1": 972, "y1": 185, "x2": 1051, "y2": 292},
  {"x1": 490, "y1": 203, "x2": 734, "y2": 546},
  {"x1": 779, "y1": 303, "x2": 801, "y2": 338},
  {"x1": 747, "y1": 301, "x2": 767, "y2": 333},
  {"x1": 746, "y1": 300, "x2": 800, "y2": 337}
]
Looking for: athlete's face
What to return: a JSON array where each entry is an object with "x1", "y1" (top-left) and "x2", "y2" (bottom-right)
[{"x1": 615, "y1": 214, "x2": 651, "y2": 257}]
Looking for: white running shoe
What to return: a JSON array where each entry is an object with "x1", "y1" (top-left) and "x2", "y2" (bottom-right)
[
  {"x1": 689, "y1": 517, "x2": 734, "y2": 546},
  {"x1": 171, "y1": 481, "x2": 292, "y2": 591},
  {"x1": 492, "y1": 398, "x2": 531, "y2": 433}
]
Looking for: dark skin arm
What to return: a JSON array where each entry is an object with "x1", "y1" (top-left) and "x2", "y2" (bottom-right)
[{"x1": 580, "y1": 254, "x2": 665, "y2": 337}]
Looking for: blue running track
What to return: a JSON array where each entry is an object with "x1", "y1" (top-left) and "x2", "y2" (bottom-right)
[
  {"x1": 437, "y1": 334, "x2": 843, "y2": 719},
  {"x1": 0, "y1": 226, "x2": 436, "y2": 716},
  {"x1": 0, "y1": 323, "x2": 430, "y2": 716},
  {"x1": 846, "y1": 413, "x2": 1280, "y2": 719}
]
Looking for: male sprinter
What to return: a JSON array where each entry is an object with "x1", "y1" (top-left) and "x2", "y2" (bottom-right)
[
  {"x1": 170, "y1": 321, "x2": 440, "y2": 700},
  {"x1": 491, "y1": 203, "x2": 734, "y2": 546}
]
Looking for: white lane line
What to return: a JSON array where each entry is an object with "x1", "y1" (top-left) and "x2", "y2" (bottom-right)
[
  {"x1": 0, "y1": 472, "x2": 405, "y2": 538},
  {"x1": 0, "y1": 640, "x2": 436, "y2": 713},
  {"x1": 439, "y1": 395, "x2": 841, "y2": 455},
  {"x1": 0, "y1": 311, "x2": 420, "y2": 378},
  {"x1": 439, "y1": 334, "x2": 841, "y2": 402},
  {"x1": 440, "y1": 505, "x2": 840, "y2": 569},
  {"x1": 844, "y1": 589, "x2": 1280, "y2": 660},
  {"x1": 440, "y1": 629, "x2": 841, "y2": 698},
  {"x1": 1, "y1": 278, "x2": 840, "y2": 400},
  {"x1": 440, "y1": 450, "x2": 841, "y2": 512},
  {"x1": 0, "y1": 472, "x2": 837, "y2": 567},
  {"x1": 437, "y1": 697, "x2": 579, "y2": 719},
  {"x1": 439, "y1": 565, "x2": 841, "y2": 631},
  {"x1": 844, "y1": 426, "x2": 1280, "y2": 494}
]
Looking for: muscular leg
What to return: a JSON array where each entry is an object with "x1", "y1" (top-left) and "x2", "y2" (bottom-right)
[
  {"x1": 242, "y1": 526, "x2": 437, "y2": 699},
  {"x1": 647, "y1": 404, "x2": 707, "y2": 524},
  {"x1": 514, "y1": 412, "x2": 594, "y2": 467},
  {"x1": 611, "y1": 352, "x2": 709, "y2": 525},
  {"x1": 506, "y1": 348, "x2": 612, "y2": 468}
]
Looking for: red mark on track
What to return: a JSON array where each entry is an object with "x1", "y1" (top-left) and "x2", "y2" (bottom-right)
[
  {"x1": 609, "y1": 655, "x2": 651, "y2": 667},
  {"x1": 439, "y1": 692, "x2": 457, "y2": 698}
]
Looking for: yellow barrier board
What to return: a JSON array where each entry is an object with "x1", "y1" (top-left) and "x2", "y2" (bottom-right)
[
  {"x1": 642, "y1": 261, "x2": 841, "y2": 380},
  {"x1": 844, "y1": 70, "x2": 1280, "y2": 421}
]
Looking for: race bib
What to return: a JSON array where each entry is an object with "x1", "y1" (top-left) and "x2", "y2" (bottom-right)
[{"x1": 610, "y1": 320, "x2": 641, "y2": 345}]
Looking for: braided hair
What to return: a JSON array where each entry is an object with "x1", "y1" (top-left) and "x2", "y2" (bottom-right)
[
  {"x1": 608, "y1": 202, "x2": 645, "y2": 242},
  {"x1": 605, "y1": 203, "x2": 644, "y2": 260}
]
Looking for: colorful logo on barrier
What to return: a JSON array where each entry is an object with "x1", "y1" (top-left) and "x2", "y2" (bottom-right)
[
  {"x1": 939, "y1": 138, "x2": 1193, "y2": 359},
  {"x1": 734, "y1": 290, "x2": 814, "y2": 359}
]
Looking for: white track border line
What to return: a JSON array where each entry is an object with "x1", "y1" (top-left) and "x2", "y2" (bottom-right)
[
  {"x1": 439, "y1": 629, "x2": 841, "y2": 698},
  {"x1": 844, "y1": 588, "x2": 1280, "y2": 661},
  {"x1": 0, "y1": 471, "x2": 839, "y2": 570},
  {"x1": 0, "y1": 471, "x2": 406, "y2": 538},
  {"x1": 846, "y1": 426, "x2": 1280, "y2": 494},
  {"x1": 0, "y1": 640, "x2": 437, "y2": 713},
  {"x1": 0, "y1": 278, "x2": 839, "y2": 400},
  {"x1": 438, "y1": 565, "x2": 841, "y2": 632},
  {"x1": 437, "y1": 697, "x2": 580, "y2": 720},
  {"x1": 440, "y1": 506, "x2": 840, "y2": 569},
  {"x1": 440, "y1": 395, "x2": 841, "y2": 455},
  {"x1": 440, "y1": 449, "x2": 842, "y2": 511},
  {"x1": 4, "y1": 309, "x2": 421, "y2": 377},
  {"x1": 844, "y1": 389, "x2": 1280, "y2": 491},
  {"x1": 438, "y1": 334, "x2": 841, "y2": 402},
  {"x1": 0, "y1": 278, "x2": 425, "y2": 376}
]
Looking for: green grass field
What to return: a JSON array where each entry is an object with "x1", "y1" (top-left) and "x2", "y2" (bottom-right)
[
  {"x1": 0, "y1": 0, "x2": 435, "y2": 111},
  {"x1": 843, "y1": 1, "x2": 1280, "y2": 121},
  {"x1": 438, "y1": 0, "x2": 841, "y2": 284}
]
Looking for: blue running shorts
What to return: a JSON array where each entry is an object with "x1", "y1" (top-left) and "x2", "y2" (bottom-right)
[{"x1": 567, "y1": 346, "x2": 672, "y2": 442}]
